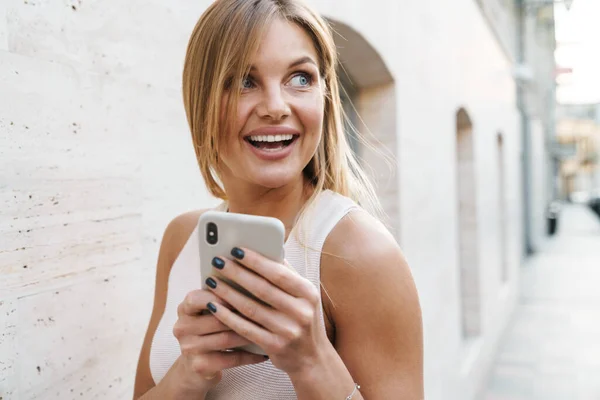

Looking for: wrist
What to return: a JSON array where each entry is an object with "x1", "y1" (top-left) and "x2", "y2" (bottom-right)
[
  {"x1": 287, "y1": 345, "x2": 361, "y2": 400},
  {"x1": 163, "y1": 358, "x2": 209, "y2": 400},
  {"x1": 287, "y1": 343, "x2": 340, "y2": 384}
]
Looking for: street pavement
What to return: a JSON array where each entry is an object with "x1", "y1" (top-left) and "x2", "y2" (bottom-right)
[{"x1": 481, "y1": 204, "x2": 600, "y2": 400}]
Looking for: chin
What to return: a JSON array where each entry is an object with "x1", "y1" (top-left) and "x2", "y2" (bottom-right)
[{"x1": 247, "y1": 167, "x2": 302, "y2": 189}]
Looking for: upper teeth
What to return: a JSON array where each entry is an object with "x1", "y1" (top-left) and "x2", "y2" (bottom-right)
[{"x1": 248, "y1": 134, "x2": 294, "y2": 142}]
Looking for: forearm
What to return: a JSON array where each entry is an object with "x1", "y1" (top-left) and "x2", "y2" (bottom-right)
[
  {"x1": 137, "y1": 383, "x2": 180, "y2": 400},
  {"x1": 289, "y1": 346, "x2": 364, "y2": 400},
  {"x1": 138, "y1": 358, "x2": 207, "y2": 400}
]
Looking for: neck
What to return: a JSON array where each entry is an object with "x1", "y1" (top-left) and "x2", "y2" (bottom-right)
[{"x1": 222, "y1": 177, "x2": 314, "y2": 236}]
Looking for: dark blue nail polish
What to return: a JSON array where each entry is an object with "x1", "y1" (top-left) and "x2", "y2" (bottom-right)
[
  {"x1": 212, "y1": 257, "x2": 225, "y2": 270},
  {"x1": 206, "y1": 277, "x2": 217, "y2": 289},
  {"x1": 231, "y1": 247, "x2": 244, "y2": 259},
  {"x1": 207, "y1": 302, "x2": 217, "y2": 313}
]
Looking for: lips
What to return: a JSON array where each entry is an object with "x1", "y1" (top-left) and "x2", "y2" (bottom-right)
[{"x1": 243, "y1": 127, "x2": 300, "y2": 161}]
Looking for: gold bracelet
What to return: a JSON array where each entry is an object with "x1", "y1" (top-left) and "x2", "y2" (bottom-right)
[{"x1": 346, "y1": 383, "x2": 361, "y2": 400}]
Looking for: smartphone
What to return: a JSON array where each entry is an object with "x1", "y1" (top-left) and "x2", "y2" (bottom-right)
[{"x1": 197, "y1": 210, "x2": 286, "y2": 355}]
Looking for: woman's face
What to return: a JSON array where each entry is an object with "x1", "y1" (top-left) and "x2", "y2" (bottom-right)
[{"x1": 218, "y1": 18, "x2": 325, "y2": 191}]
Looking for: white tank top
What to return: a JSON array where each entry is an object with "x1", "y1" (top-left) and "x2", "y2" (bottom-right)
[{"x1": 149, "y1": 190, "x2": 359, "y2": 399}]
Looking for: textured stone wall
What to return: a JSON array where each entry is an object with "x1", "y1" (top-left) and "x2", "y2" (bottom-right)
[{"x1": 0, "y1": 1, "x2": 218, "y2": 398}]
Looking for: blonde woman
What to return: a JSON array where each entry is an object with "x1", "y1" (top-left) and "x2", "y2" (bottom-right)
[{"x1": 133, "y1": 0, "x2": 423, "y2": 398}]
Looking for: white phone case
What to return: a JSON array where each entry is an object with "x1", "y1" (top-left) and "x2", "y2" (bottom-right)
[{"x1": 197, "y1": 210, "x2": 285, "y2": 355}]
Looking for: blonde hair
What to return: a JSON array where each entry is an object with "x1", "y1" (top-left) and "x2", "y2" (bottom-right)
[{"x1": 182, "y1": 0, "x2": 382, "y2": 217}]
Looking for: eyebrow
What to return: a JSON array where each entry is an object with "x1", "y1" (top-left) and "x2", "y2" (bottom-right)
[
  {"x1": 249, "y1": 56, "x2": 318, "y2": 71},
  {"x1": 288, "y1": 56, "x2": 317, "y2": 68}
]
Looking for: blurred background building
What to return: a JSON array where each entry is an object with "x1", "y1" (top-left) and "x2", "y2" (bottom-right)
[
  {"x1": 555, "y1": 103, "x2": 600, "y2": 200},
  {"x1": 553, "y1": 0, "x2": 600, "y2": 204},
  {"x1": 1, "y1": 0, "x2": 592, "y2": 399}
]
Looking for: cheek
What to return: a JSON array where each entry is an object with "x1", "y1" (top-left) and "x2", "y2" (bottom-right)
[
  {"x1": 298, "y1": 96, "x2": 324, "y2": 137},
  {"x1": 220, "y1": 96, "x2": 253, "y2": 143},
  {"x1": 235, "y1": 100, "x2": 254, "y2": 132}
]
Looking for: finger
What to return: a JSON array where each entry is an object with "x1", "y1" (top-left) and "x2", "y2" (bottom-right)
[
  {"x1": 229, "y1": 247, "x2": 316, "y2": 300},
  {"x1": 180, "y1": 330, "x2": 255, "y2": 353},
  {"x1": 205, "y1": 300, "x2": 274, "y2": 352},
  {"x1": 178, "y1": 289, "x2": 231, "y2": 317},
  {"x1": 192, "y1": 350, "x2": 269, "y2": 378},
  {"x1": 212, "y1": 256, "x2": 301, "y2": 316},
  {"x1": 209, "y1": 276, "x2": 296, "y2": 336},
  {"x1": 173, "y1": 314, "x2": 231, "y2": 338},
  {"x1": 207, "y1": 276, "x2": 294, "y2": 335}
]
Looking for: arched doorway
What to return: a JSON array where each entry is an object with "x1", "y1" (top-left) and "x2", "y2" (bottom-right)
[
  {"x1": 326, "y1": 19, "x2": 399, "y2": 237},
  {"x1": 456, "y1": 108, "x2": 481, "y2": 338}
]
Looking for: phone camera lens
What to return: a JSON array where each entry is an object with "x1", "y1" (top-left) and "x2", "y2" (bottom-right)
[{"x1": 206, "y1": 222, "x2": 218, "y2": 245}]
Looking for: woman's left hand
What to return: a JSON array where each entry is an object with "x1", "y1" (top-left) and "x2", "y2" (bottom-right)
[{"x1": 203, "y1": 247, "x2": 330, "y2": 376}]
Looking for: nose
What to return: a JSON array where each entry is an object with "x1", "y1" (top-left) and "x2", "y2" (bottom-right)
[{"x1": 256, "y1": 86, "x2": 291, "y2": 121}]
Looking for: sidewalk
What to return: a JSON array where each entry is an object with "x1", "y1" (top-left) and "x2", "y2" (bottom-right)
[{"x1": 481, "y1": 204, "x2": 600, "y2": 400}]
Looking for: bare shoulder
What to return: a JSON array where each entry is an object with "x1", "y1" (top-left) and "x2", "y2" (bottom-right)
[
  {"x1": 322, "y1": 209, "x2": 401, "y2": 269},
  {"x1": 321, "y1": 209, "x2": 424, "y2": 398},
  {"x1": 133, "y1": 208, "x2": 210, "y2": 398},
  {"x1": 160, "y1": 209, "x2": 208, "y2": 268},
  {"x1": 321, "y1": 209, "x2": 416, "y2": 308}
]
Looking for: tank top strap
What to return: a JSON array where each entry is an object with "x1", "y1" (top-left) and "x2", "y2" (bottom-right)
[{"x1": 285, "y1": 190, "x2": 359, "y2": 290}]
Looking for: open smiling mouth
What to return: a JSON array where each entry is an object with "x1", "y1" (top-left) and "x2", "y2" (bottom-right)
[{"x1": 245, "y1": 134, "x2": 299, "y2": 152}]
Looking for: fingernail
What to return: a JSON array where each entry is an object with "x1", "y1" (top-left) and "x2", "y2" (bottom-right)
[
  {"x1": 207, "y1": 302, "x2": 217, "y2": 313},
  {"x1": 212, "y1": 257, "x2": 225, "y2": 269},
  {"x1": 231, "y1": 247, "x2": 244, "y2": 259},
  {"x1": 205, "y1": 277, "x2": 217, "y2": 289}
]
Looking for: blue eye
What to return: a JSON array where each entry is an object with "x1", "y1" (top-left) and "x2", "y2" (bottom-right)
[
  {"x1": 242, "y1": 77, "x2": 254, "y2": 89},
  {"x1": 290, "y1": 73, "x2": 311, "y2": 87}
]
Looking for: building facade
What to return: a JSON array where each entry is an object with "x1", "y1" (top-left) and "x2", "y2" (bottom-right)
[
  {"x1": 556, "y1": 104, "x2": 600, "y2": 199},
  {"x1": 0, "y1": 1, "x2": 556, "y2": 399},
  {"x1": 477, "y1": 0, "x2": 559, "y2": 253}
]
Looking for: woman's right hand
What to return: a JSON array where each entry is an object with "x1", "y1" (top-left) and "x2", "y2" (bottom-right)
[{"x1": 169, "y1": 289, "x2": 269, "y2": 397}]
